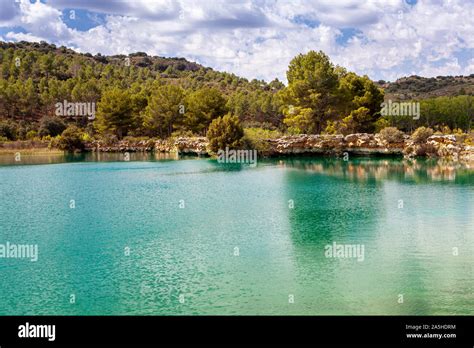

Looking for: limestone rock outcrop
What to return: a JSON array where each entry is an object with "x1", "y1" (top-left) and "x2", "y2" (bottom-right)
[{"x1": 82, "y1": 133, "x2": 474, "y2": 164}]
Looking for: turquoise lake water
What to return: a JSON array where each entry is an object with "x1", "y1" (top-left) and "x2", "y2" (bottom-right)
[{"x1": 0, "y1": 154, "x2": 473, "y2": 315}]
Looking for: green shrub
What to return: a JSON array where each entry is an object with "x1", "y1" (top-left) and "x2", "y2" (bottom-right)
[
  {"x1": 440, "y1": 125, "x2": 452, "y2": 134},
  {"x1": 16, "y1": 120, "x2": 38, "y2": 140},
  {"x1": 464, "y1": 135, "x2": 474, "y2": 146},
  {"x1": 38, "y1": 116, "x2": 67, "y2": 137},
  {"x1": 81, "y1": 133, "x2": 92, "y2": 142},
  {"x1": 48, "y1": 135, "x2": 61, "y2": 149},
  {"x1": 26, "y1": 130, "x2": 38, "y2": 140},
  {"x1": 374, "y1": 118, "x2": 391, "y2": 133},
  {"x1": 57, "y1": 125, "x2": 85, "y2": 152},
  {"x1": 378, "y1": 127, "x2": 405, "y2": 143},
  {"x1": 170, "y1": 130, "x2": 196, "y2": 138},
  {"x1": 0, "y1": 120, "x2": 19, "y2": 140},
  {"x1": 122, "y1": 136, "x2": 150, "y2": 142},
  {"x1": 207, "y1": 114, "x2": 244, "y2": 153},
  {"x1": 411, "y1": 127, "x2": 434, "y2": 143},
  {"x1": 242, "y1": 127, "x2": 282, "y2": 151}
]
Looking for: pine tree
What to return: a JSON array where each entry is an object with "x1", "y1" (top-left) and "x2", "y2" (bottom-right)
[{"x1": 95, "y1": 87, "x2": 133, "y2": 138}]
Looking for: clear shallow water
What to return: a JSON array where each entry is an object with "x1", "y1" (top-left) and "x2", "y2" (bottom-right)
[{"x1": 0, "y1": 155, "x2": 473, "y2": 315}]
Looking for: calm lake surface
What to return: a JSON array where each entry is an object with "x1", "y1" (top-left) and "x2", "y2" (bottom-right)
[{"x1": 0, "y1": 154, "x2": 473, "y2": 315}]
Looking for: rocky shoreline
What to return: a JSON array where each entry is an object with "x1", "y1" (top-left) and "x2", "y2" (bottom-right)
[{"x1": 83, "y1": 133, "x2": 474, "y2": 164}]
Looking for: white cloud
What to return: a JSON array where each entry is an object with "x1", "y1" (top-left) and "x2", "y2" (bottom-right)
[
  {"x1": 5, "y1": 31, "x2": 44, "y2": 43},
  {"x1": 0, "y1": 0, "x2": 472, "y2": 82}
]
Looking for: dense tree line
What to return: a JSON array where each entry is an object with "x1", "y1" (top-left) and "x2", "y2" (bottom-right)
[
  {"x1": 377, "y1": 95, "x2": 473, "y2": 133},
  {"x1": 0, "y1": 41, "x2": 472, "y2": 144}
]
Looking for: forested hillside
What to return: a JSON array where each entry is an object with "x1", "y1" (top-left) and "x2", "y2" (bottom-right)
[
  {"x1": 0, "y1": 40, "x2": 284, "y2": 140},
  {"x1": 378, "y1": 75, "x2": 474, "y2": 100}
]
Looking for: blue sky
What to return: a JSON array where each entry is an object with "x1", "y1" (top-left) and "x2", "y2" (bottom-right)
[{"x1": 0, "y1": 0, "x2": 473, "y2": 82}]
